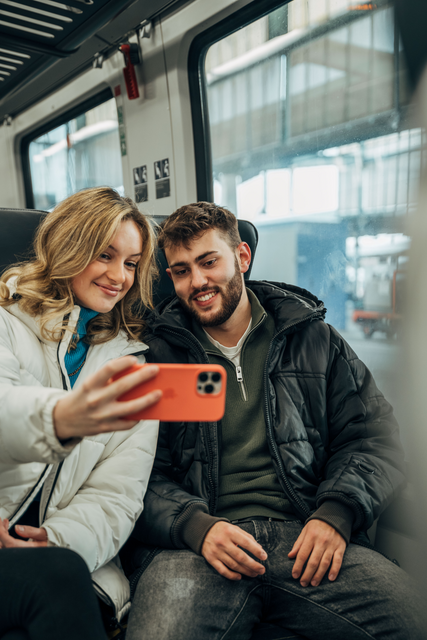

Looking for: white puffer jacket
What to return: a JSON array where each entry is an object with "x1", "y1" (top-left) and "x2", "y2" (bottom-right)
[{"x1": 0, "y1": 292, "x2": 158, "y2": 621}]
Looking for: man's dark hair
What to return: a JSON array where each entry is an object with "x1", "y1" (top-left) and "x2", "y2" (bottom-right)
[{"x1": 157, "y1": 202, "x2": 241, "y2": 251}]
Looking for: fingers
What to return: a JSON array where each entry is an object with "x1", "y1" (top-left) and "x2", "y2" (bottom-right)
[
  {"x1": 85, "y1": 388, "x2": 162, "y2": 427},
  {"x1": 300, "y1": 546, "x2": 329, "y2": 586},
  {"x1": 290, "y1": 521, "x2": 347, "y2": 587},
  {"x1": 0, "y1": 518, "x2": 9, "y2": 531},
  {"x1": 232, "y1": 528, "x2": 268, "y2": 563},
  {"x1": 201, "y1": 522, "x2": 267, "y2": 581},
  {"x1": 0, "y1": 524, "x2": 47, "y2": 549},
  {"x1": 0, "y1": 525, "x2": 15, "y2": 548},
  {"x1": 223, "y1": 548, "x2": 265, "y2": 578},
  {"x1": 206, "y1": 547, "x2": 264, "y2": 580},
  {"x1": 84, "y1": 356, "x2": 139, "y2": 390},
  {"x1": 83, "y1": 362, "x2": 162, "y2": 420},
  {"x1": 207, "y1": 558, "x2": 242, "y2": 581},
  {"x1": 86, "y1": 361, "x2": 160, "y2": 399},
  {"x1": 291, "y1": 536, "x2": 311, "y2": 582},
  {"x1": 328, "y1": 547, "x2": 345, "y2": 582},
  {"x1": 15, "y1": 525, "x2": 48, "y2": 542},
  {"x1": 106, "y1": 363, "x2": 160, "y2": 399},
  {"x1": 288, "y1": 528, "x2": 305, "y2": 560},
  {"x1": 108, "y1": 388, "x2": 162, "y2": 419}
]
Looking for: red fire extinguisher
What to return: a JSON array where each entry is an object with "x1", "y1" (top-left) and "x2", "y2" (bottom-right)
[{"x1": 119, "y1": 43, "x2": 140, "y2": 100}]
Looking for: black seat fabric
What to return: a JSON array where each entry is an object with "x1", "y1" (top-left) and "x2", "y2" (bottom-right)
[
  {"x1": 153, "y1": 218, "x2": 259, "y2": 307},
  {"x1": 0, "y1": 208, "x2": 46, "y2": 275},
  {"x1": 1, "y1": 630, "x2": 30, "y2": 640}
]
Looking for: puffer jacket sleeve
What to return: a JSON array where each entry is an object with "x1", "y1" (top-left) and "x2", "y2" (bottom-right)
[
  {"x1": 315, "y1": 325, "x2": 406, "y2": 532},
  {"x1": 42, "y1": 419, "x2": 159, "y2": 572},
  {"x1": 0, "y1": 312, "x2": 72, "y2": 464},
  {"x1": 131, "y1": 421, "x2": 213, "y2": 550}
]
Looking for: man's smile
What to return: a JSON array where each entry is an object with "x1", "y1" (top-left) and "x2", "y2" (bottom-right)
[{"x1": 193, "y1": 291, "x2": 218, "y2": 305}]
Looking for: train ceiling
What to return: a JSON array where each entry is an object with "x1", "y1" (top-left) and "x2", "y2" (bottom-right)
[{"x1": 0, "y1": 0, "x2": 185, "y2": 120}]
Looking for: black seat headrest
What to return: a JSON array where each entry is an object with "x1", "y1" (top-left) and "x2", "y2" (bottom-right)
[
  {"x1": 0, "y1": 209, "x2": 259, "y2": 311},
  {"x1": 153, "y1": 219, "x2": 259, "y2": 307},
  {"x1": 0, "y1": 208, "x2": 46, "y2": 275}
]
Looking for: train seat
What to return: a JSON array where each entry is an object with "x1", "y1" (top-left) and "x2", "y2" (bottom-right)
[{"x1": 0, "y1": 207, "x2": 46, "y2": 275}]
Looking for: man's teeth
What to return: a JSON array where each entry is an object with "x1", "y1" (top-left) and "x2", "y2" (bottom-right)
[{"x1": 196, "y1": 292, "x2": 216, "y2": 302}]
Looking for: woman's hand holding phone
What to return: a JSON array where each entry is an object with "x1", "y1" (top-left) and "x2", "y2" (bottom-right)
[{"x1": 53, "y1": 356, "x2": 162, "y2": 441}]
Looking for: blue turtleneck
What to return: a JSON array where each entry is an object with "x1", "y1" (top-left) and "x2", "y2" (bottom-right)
[{"x1": 64, "y1": 307, "x2": 99, "y2": 388}]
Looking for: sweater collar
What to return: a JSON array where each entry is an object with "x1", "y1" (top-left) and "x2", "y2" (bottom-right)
[
  {"x1": 76, "y1": 306, "x2": 99, "y2": 338},
  {"x1": 191, "y1": 288, "x2": 266, "y2": 354}
]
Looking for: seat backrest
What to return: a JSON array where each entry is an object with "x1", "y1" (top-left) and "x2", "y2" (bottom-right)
[
  {"x1": 0, "y1": 208, "x2": 46, "y2": 275},
  {"x1": 0, "y1": 209, "x2": 259, "y2": 310},
  {"x1": 153, "y1": 219, "x2": 259, "y2": 307}
]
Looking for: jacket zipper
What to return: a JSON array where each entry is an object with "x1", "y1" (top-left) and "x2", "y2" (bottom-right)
[
  {"x1": 57, "y1": 340, "x2": 69, "y2": 390},
  {"x1": 40, "y1": 461, "x2": 64, "y2": 524},
  {"x1": 235, "y1": 365, "x2": 247, "y2": 401},
  {"x1": 235, "y1": 313, "x2": 265, "y2": 403},
  {"x1": 8, "y1": 335, "x2": 70, "y2": 525},
  {"x1": 34, "y1": 339, "x2": 73, "y2": 523},
  {"x1": 93, "y1": 581, "x2": 126, "y2": 633},
  {"x1": 8, "y1": 465, "x2": 51, "y2": 526}
]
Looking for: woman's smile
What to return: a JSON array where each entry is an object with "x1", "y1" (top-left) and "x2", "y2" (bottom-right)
[{"x1": 94, "y1": 282, "x2": 122, "y2": 296}]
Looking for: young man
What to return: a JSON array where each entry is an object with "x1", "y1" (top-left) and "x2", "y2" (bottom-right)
[{"x1": 125, "y1": 202, "x2": 423, "y2": 640}]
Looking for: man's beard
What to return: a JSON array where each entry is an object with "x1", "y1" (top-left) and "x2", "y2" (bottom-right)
[{"x1": 178, "y1": 257, "x2": 243, "y2": 327}]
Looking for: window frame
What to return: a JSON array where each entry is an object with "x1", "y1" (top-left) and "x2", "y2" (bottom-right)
[
  {"x1": 21, "y1": 87, "x2": 114, "y2": 209},
  {"x1": 188, "y1": 0, "x2": 291, "y2": 202}
]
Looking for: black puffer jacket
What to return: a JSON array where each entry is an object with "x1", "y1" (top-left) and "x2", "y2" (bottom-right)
[{"x1": 123, "y1": 281, "x2": 405, "y2": 587}]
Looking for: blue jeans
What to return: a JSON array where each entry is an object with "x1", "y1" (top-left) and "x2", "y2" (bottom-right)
[{"x1": 126, "y1": 520, "x2": 424, "y2": 640}]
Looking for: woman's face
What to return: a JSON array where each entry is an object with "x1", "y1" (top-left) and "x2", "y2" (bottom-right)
[{"x1": 71, "y1": 219, "x2": 143, "y2": 313}]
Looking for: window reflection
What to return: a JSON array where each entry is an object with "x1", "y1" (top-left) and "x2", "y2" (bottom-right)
[{"x1": 29, "y1": 97, "x2": 123, "y2": 210}]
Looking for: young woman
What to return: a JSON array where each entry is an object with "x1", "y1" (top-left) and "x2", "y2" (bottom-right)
[{"x1": 0, "y1": 187, "x2": 162, "y2": 640}]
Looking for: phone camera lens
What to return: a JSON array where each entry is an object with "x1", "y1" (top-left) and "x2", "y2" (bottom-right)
[
  {"x1": 211, "y1": 372, "x2": 221, "y2": 383},
  {"x1": 204, "y1": 384, "x2": 214, "y2": 394},
  {"x1": 199, "y1": 373, "x2": 208, "y2": 382}
]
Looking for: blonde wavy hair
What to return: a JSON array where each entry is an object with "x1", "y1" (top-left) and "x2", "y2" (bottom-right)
[{"x1": 0, "y1": 187, "x2": 157, "y2": 344}]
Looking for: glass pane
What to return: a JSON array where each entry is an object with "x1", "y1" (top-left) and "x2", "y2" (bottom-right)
[
  {"x1": 204, "y1": 1, "x2": 423, "y2": 442},
  {"x1": 29, "y1": 97, "x2": 123, "y2": 210}
]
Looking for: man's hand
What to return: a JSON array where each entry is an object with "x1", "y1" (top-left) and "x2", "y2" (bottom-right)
[
  {"x1": 53, "y1": 356, "x2": 162, "y2": 440},
  {"x1": 201, "y1": 521, "x2": 267, "y2": 581},
  {"x1": 0, "y1": 519, "x2": 48, "y2": 548},
  {"x1": 288, "y1": 519, "x2": 346, "y2": 587}
]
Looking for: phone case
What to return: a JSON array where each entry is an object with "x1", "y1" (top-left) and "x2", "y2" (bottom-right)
[{"x1": 113, "y1": 363, "x2": 227, "y2": 422}]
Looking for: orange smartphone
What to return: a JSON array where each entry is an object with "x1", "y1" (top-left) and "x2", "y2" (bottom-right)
[{"x1": 112, "y1": 363, "x2": 227, "y2": 422}]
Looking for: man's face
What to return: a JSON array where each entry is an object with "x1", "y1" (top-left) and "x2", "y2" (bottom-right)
[{"x1": 165, "y1": 229, "x2": 248, "y2": 327}]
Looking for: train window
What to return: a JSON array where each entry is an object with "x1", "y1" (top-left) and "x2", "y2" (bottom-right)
[
  {"x1": 201, "y1": 0, "x2": 423, "y2": 424},
  {"x1": 26, "y1": 94, "x2": 123, "y2": 210}
]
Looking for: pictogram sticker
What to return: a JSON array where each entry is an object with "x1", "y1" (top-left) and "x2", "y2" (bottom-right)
[
  {"x1": 133, "y1": 165, "x2": 148, "y2": 202},
  {"x1": 154, "y1": 158, "x2": 170, "y2": 199}
]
